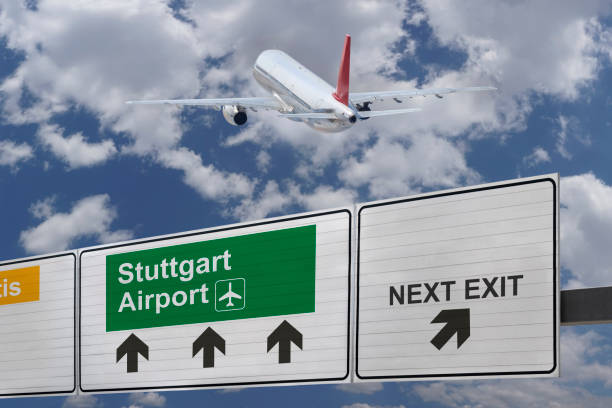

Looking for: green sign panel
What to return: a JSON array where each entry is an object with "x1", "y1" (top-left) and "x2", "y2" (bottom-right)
[{"x1": 106, "y1": 225, "x2": 316, "y2": 331}]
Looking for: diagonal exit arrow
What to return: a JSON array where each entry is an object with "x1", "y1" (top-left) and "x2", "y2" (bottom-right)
[
  {"x1": 116, "y1": 333, "x2": 149, "y2": 373},
  {"x1": 430, "y1": 308, "x2": 470, "y2": 350},
  {"x1": 267, "y1": 320, "x2": 302, "y2": 364},
  {"x1": 193, "y1": 327, "x2": 225, "y2": 368}
]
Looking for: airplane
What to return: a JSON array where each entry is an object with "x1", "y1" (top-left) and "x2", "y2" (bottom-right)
[
  {"x1": 126, "y1": 35, "x2": 496, "y2": 133},
  {"x1": 218, "y1": 282, "x2": 242, "y2": 307}
]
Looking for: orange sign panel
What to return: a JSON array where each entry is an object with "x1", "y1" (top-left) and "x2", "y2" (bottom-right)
[{"x1": 0, "y1": 265, "x2": 40, "y2": 305}]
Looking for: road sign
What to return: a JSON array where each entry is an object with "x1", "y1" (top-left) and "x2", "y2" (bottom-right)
[
  {"x1": 79, "y1": 209, "x2": 351, "y2": 392},
  {"x1": 0, "y1": 253, "x2": 75, "y2": 397},
  {"x1": 355, "y1": 175, "x2": 559, "y2": 381}
]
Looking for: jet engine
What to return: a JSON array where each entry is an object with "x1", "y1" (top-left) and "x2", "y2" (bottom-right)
[{"x1": 222, "y1": 105, "x2": 247, "y2": 126}]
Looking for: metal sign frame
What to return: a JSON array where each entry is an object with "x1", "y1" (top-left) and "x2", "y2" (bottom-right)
[{"x1": 0, "y1": 174, "x2": 576, "y2": 397}]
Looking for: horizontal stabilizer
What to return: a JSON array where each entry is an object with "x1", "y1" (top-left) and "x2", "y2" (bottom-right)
[
  {"x1": 358, "y1": 108, "x2": 422, "y2": 118},
  {"x1": 279, "y1": 112, "x2": 338, "y2": 120},
  {"x1": 350, "y1": 86, "x2": 497, "y2": 104}
]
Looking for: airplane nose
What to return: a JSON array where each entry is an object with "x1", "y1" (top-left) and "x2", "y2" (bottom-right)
[{"x1": 349, "y1": 115, "x2": 356, "y2": 123}]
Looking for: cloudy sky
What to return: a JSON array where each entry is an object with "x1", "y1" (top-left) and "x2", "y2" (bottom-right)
[{"x1": 1, "y1": 0, "x2": 612, "y2": 407}]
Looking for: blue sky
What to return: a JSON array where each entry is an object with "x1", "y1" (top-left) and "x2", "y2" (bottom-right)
[{"x1": 1, "y1": 0, "x2": 612, "y2": 407}]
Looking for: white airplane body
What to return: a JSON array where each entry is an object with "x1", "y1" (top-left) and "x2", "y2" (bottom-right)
[
  {"x1": 218, "y1": 282, "x2": 241, "y2": 307},
  {"x1": 127, "y1": 35, "x2": 495, "y2": 132},
  {"x1": 253, "y1": 49, "x2": 357, "y2": 132}
]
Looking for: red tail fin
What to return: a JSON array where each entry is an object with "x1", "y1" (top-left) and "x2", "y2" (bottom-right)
[{"x1": 332, "y1": 34, "x2": 350, "y2": 106}]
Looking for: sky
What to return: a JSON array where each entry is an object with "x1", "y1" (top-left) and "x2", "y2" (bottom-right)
[{"x1": 1, "y1": 0, "x2": 612, "y2": 407}]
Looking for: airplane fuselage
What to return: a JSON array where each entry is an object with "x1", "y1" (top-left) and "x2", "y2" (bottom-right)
[{"x1": 253, "y1": 50, "x2": 357, "y2": 132}]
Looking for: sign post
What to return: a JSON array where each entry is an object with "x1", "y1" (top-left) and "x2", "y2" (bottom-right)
[
  {"x1": 355, "y1": 175, "x2": 559, "y2": 381},
  {"x1": 80, "y1": 210, "x2": 351, "y2": 392}
]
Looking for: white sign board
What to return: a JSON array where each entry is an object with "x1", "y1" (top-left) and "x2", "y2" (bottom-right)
[
  {"x1": 80, "y1": 210, "x2": 351, "y2": 392},
  {"x1": 356, "y1": 175, "x2": 559, "y2": 381},
  {"x1": 0, "y1": 253, "x2": 75, "y2": 397}
]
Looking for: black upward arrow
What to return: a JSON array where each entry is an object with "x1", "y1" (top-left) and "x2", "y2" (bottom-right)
[
  {"x1": 116, "y1": 333, "x2": 148, "y2": 373},
  {"x1": 267, "y1": 320, "x2": 302, "y2": 364},
  {"x1": 193, "y1": 327, "x2": 225, "y2": 368},
  {"x1": 430, "y1": 308, "x2": 470, "y2": 350}
]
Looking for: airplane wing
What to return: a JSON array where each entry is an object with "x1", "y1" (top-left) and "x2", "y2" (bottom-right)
[
  {"x1": 218, "y1": 292, "x2": 229, "y2": 301},
  {"x1": 349, "y1": 86, "x2": 496, "y2": 105},
  {"x1": 126, "y1": 96, "x2": 283, "y2": 111}
]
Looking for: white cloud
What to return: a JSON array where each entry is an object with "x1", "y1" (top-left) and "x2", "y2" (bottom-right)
[
  {"x1": 37, "y1": 123, "x2": 117, "y2": 168},
  {"x1": 20, "y1": 194, "x2": 133, "y2": 254},
  {"x1": 255, "y1": 150, "x2": 271, "y2": 172},
  {"x1": 411, "y1": 328, "x2": 612, "y2": 408},
  {"x1": 187, "y1": 1, "x2": 461, "y2": 208},
  {"x1": 156, "y1": 147, "x2": 253, "y2": 201},
  {"x1": 63, "y1": 395, "x2": 102, "y2": 408},
  {"x1": 560, "y1": 173, "x2": 612, "y2": 288},
  {"x1": 229, "y1": 181, "x2": 293, "y2": 221},
  {"x1": 128, "y1": 392, "x2": 166, "y2": 407},
  {"x1": 219, "y1": 0, "x2": 610, "y2": 216},
  {"x1": 229, "y1": 180, "x2": 356, "y2": 221},
  {"x1": 187, "y1": 0, "x2": 407, "y2": 96},
  {"x1": 224, "y1": 118, "x2": 370, "y2": 183},
  {"x1": 420, "y1": 1, "x2": 608, "y2": 100},
  {"x1": 412, "y1": 380, "x2": 612, "y2": 408},
  {"x1": 199, "y1": 0, "x2": 496, "y2": 189},
  {"x1": 365, "y1": 0, "x2": 611, "y2": 147},
  {"x1": 319, "y1": 1, "x2": 609, "y2": 201},
  {"x1": 29, "y1": 195, "x2": 56, "y2": 219},
  {"x1": 0, "y1": 139, "x2": 33, "y2": 167},
  {"x1": 0, "y1": 0, "x2": 251, "y2": 208},
  {"x1": 0, "y1": 1, "x2": 202, "y2": 134},
  {"x1": 294, "y1": 184, "x2": 356, "y2": 211},
  {"x1": 0, "y1": 1, "x2": 419, "y2": 221},
  {"x1": 336, "y1": 382, "x2": 384, "y2": 395},
  {"x1": 561, "y1": 330, "x2": 612, "y2": 385},
  {"x1": 523, "y1": 146, "x2": 551, "y2": 167},
  {"x1": 1, "y1": 0, "x2": 611, "y2": 223},
  {"x1": 556, "y1": 115, "x2": 591, "y2": 160},
  {"x1": 599, "y1": 22, "x2": 612, "y2": 60},
  {"x1": 557, "y1": 115, "x2": 573, "y2": 159},
  {"x1": 339, "y1": 134, "x2": 479, "y2": 199}
]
